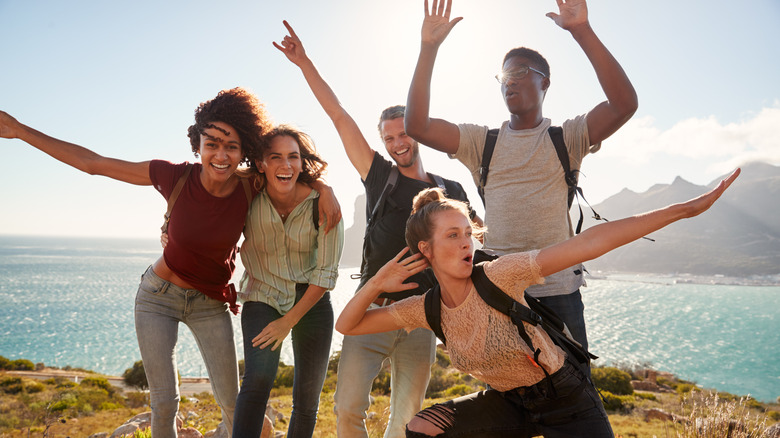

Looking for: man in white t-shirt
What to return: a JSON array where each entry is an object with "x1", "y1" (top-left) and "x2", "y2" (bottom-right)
[{"x1": 405, "y1": 0, "x2": 638, "y2": 353}]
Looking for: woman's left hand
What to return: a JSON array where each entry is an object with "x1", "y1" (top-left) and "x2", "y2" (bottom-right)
[{"x1": 252, "y1": 317, "x2": 295, "y2": 350}]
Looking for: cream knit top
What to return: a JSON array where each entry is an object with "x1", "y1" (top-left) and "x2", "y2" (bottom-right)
[{"x1": 389, "y1": 251, "x2": 566, "y2": 391}]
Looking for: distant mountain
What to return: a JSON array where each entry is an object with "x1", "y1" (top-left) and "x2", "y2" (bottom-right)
[
  {"x1": 581, "y1": 161, "x2": 780, "y2": 276},
  {"x1": 341, "y1": 161, "x2": 780, "y2": 277},
  {"x1": 341, "y1": 195, "x2": 367, "y2": 268}
]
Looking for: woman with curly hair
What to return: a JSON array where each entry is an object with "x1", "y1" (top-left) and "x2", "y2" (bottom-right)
[
  {"x1": 234, "y1": 124, "x2": 344, "y2": 437},
  {"x1": 0, "y1": 88, "x2": 340, "y2": 438},
  {"x1": 336, "y1": 169, "x2": 739, "y2": 437}
]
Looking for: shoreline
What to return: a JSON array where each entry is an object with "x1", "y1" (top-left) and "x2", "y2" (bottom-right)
[{"x1": 6, "y1": 369, "x2": 213, "y2": 396}]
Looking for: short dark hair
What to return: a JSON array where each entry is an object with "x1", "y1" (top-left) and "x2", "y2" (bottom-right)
[
  {"x1": 377, "y1": 105, "x2": 405, "y2": 133},
  {"x1": 502, "y1": 47, "x2": 550, "y2": 78},
  {"x1": 187, "y1": 87, "x2": 273, "y2": 165}
]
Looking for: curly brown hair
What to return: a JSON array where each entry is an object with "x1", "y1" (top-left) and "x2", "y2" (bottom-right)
[
  {"x1": 187, "y1": 87, "x2": 273, "y2": 165},
  {"x1": 251, "y1": 124, "x2": 328, "y2": 185}
]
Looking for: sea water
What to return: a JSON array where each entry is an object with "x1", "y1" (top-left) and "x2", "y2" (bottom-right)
[{"x1": 0, "y1": 235, "x2": 778, "y2": 402}]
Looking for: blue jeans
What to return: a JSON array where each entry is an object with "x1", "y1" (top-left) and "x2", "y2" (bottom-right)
[
  {"x1": 335, "y1": 325, "x2": 436, "y2": 438},
  {"x1": 233, "y1": 286, "x2": 333, "y2": 438},
  {"x1": 134, "y1": 266, "x2": 238, "y2": 438},
  {"x1": 406, "y1": 360, "x2": 612, "y2": 437}
]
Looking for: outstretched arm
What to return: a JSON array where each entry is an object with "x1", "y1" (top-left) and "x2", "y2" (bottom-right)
[
  {"x1": 336, "y1": 248, "x2": 428, "y2": 335},
  {"x1": 404, "y1": 0, "x2": 462, "y2": 154},
  {"x1": 547, "y1": 0, "x2": 637, "y2": 145},
  {"x1": 274, "y1": 21, "x2": 375, "y2": 180},
  {"x1": 536, "y1": 169, "x2": 740, "y2": 277},
  {"x1": 0, "y1": 111, "x2": 152, "y2": 185}
]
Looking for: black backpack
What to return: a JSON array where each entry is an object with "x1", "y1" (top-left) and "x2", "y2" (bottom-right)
[
  {"x1": 423, "y1": 263, "x2": 597, "y2": 380},
  {"x1": 478, "y1": 126, "x2": 602, "y2": 235},
  {"x1": 355, "y1": 166, "x2": 446, "y2": 283}
]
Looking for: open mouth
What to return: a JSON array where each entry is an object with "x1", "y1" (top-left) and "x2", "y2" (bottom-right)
[
  {"x1": 463, "y1": 254, "x2": 473, "y2": 264},
  {"x1": 395, "y1": 147, "x2": 410, "y2": 157},
  {"x1": 276, "y1": 173, "x2": 293, "y2": 182},
  {"x1": 212, "y1": 163, "x2": 230, "y2": 171}
]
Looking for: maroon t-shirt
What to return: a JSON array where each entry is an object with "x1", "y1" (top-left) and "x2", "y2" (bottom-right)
[{"x1": 150, "y1": 160, "x2": 257, "y2": 310}]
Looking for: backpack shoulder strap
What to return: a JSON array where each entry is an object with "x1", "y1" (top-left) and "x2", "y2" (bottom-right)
[
  {"x1": 161, "y1": 164, "x2": 193, "y2": 233},
  {"x1": 367, "y1": 166, "x2": 400, "y2": 227},
  {"x1": 429, "y1": 173, "x2": 446, "y2": 190},
  {"x1": 240, "y1": 176, "x2": 252, "y2": 206},
  {"x1": 312, "y1": 194, "x2": 320, "y2": 231},
  {"x1": 423, "y1": 285, "x2": 447, "y2": 345},
  {"x1": 477, "y1": 128, "x2": 500, "y2": 207}
]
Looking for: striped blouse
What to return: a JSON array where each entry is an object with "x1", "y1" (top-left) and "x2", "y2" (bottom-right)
[{"x1": 238, "y1": 189, "x2": 344, "y2": 313}]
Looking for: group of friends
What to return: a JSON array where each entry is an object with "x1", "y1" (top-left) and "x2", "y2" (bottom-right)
[{"x1": 0, "y1": 0, "x2": 740, "y2": 437}]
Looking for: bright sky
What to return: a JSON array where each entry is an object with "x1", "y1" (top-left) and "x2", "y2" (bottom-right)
[{"x1": 1, "y1": 0, "x2": 778, "y2": 237}]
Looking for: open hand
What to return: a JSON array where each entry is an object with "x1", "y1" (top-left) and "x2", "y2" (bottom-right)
[
  {"x1": 681, "y1": 168, "x2": 740, "y2": 219},
  {"x1": 273, "y1": 20, "x2": 308, "y2": 66},
  {"x1": 546, "y1": 0, "x2": 589, "y2": 31},
  {"x1": 252, "y1": 317, "x2": 295, "y2": 351},
  {"x1": 421, "y1": 0, "x2": 463, "y2": 47},
  {"x1": 371, "y1": 248, "x2": 429, "y2": 294}
]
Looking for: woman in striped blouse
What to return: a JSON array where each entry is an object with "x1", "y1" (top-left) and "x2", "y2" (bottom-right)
[{"x1": 234, "y1": 125, "x2": 345, "y2": 437}]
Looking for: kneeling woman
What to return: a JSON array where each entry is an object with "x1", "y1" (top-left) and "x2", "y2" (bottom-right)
[
  {"x1": 234, "y1": 125, "x2": 344, "y2": 437},
  {"x1": 336, "y1": 169, "x2": 739, "y2": 438}
]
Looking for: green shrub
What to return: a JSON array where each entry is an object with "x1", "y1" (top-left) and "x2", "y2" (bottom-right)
[
  {"x1": 767, "y1": 410, "x2": 780, "y2": 421},
  {"x1": 9, "y1": 359, "x2": 34, "y2": 371},
  {"x1": 123, "y1": 360, "x2": 148, "y2": 391},
  {"x1": 274, "y1": 362, "x2": 295, "y2": 388},
  {"x1": 80, "y1": 376, "x2": 114, "y2": 395},
  {"x1": 444, "y1": 384, "x2": 472, "y2": 397},
  {"x1": 371, "y1": 364, "x2": 391, "y2": 395},
  {"x1": 635, "y1": 391, "x2": 657, "y2": 401},
  {"x1": 0, "y1": 355, "x2": 10, "y2": 370},
  {"x1": 599, "y1": 390, "x2": 635, "y2": 411},
  {"x1": 0, "y1": 376, "x2": 24, "y2": 394},
  {"x1": 675, "y1": 383, "x2": 699, "y2": 395},
  {"x1": 592, "y1": 367, "x2": 633, "y2": 396}
]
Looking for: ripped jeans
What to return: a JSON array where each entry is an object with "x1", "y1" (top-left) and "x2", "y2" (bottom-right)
[{"x1": 406, "y1": 360, "x2": 612, "y2": 438}]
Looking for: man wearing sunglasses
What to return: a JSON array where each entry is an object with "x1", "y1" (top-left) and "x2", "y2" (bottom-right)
[{"x1": 405, "y1": 0, "x2": 638, "y2": 355}]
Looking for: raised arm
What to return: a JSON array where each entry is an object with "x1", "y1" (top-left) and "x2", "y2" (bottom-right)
[
  {"x1": 274, "y1": 21, "x2": 375, "y2": 180},
  {"x1": 546, "y1": 0, "x2": 638, "y2": 145},
  {"x1": 0, "y1": 111, "x2": 152, "y2": 185},
  {"x1": 404, "y1": 0, "x2": 462, "y2": 154},
  {"x1": 536, "y1": 169, "x2": 740, "y2": 277},
  {"x1": 336, "y1": 248, "x2": 428, "y2": 335}
]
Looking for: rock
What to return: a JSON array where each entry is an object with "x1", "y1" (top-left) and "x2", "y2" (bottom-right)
[
  {"x1": 204, "y1": 422, "x2": 229, "y2": 438},
  {"x1": 109, "y1": 412, "x2": 151, "y2": 438},
  {"x1": 179, "y1": 427, "x2": 203, "y2": 438},
  {"x1": 260, "y1": 415, "x2": 274, "y2": 438},
  {"x1": 645, "y1": 408, "x2": 675, "y2": 422},
  {"x1": 88, "y1": 433, "x2": 109, "y2": 438},
  {"x1": 631, "y1": 380, "x2": 674, "y2": 393},
  {"x1": 765, "y1": 423, "x2": 780, "y2": 437},
  {"x1": 109, "y1": 411, "x2": 188, "y2": 438}
]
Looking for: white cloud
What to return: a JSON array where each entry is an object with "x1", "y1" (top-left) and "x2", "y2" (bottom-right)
[{"x1": 602, "y1": 103, "x2": 780, "y2": 168}]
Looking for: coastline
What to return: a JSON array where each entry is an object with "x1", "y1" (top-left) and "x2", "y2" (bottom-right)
[{"x1": 6, "y1": 369, "x2": 213, "y2": 396}]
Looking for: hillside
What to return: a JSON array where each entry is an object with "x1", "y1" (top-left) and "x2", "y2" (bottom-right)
[
  {"x1": 581, "y1": 161, "x2": 780, "y2": 276},
  {"x1": 341, "y1": 161, "x2": 780, "y2": 277}
]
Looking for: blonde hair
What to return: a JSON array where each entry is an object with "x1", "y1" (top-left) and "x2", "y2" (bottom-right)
[{"x1": 405, "y1": 188, "x2": 484, "y2": 256}]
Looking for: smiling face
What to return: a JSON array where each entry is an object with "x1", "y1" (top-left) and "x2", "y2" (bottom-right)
[
  {"x1": 198, "y1": 121, "x2": 243, "y2": 184},
  {"x1": 419, "y1": 209, "x2": 475, "y2": 282},
  {"x1": 380, "y1": 117, "x2": 420, "y2": 168},
  {"x1": 257, "y1": 134, "x2": 302, "y2": 197},
  {"x1": 501, "y1": 56, "x2": 549, "y2": 118}
]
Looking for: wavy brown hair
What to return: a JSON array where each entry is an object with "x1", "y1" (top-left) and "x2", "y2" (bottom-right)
[
  {"x1": 251, "y1": 124, "x2": 327, "y2": 185},
  {"x1": 187, "y1": 87, "x2": 273, "y2": 165}
]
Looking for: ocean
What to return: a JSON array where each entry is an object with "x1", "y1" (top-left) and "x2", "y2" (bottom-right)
[{"x1": 1, "y1": 235, "x2": 778, "y2": 402}]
